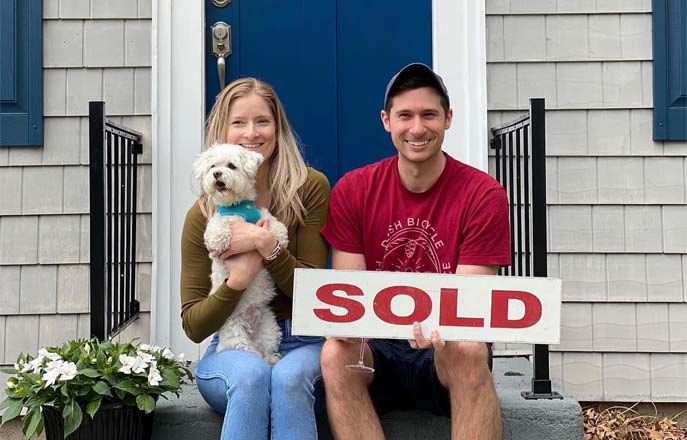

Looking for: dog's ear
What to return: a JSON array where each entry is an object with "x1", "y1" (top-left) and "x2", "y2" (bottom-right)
[
  {"x1": 242, "y1": 150, "x2": 264, "y2": 177},
  {"x1": 192, "y1": 148, "x2": 215, "y2": 181}
]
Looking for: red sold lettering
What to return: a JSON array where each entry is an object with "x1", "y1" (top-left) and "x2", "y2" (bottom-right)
[
  {"x1": 373, "y1": 286, "x2": 431, "y2": 325},
  {"x1": 490, "y1": 290, "x2": 542, "y2": 328},
  {"x1": 313, "y1": 283, "x2": 365, "y2": 323},
  {"x1": 439, "y1": 288, "x2": 484, "y2": 327}
]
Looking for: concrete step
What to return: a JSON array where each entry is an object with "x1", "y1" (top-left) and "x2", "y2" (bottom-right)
[{"x1": 152, "y1": 357, "x2": 583, "y2": 440}]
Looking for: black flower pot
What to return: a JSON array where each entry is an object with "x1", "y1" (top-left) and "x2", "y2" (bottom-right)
[{"x1": 42, "y1": 402, "x2": 155, "y2": 440}]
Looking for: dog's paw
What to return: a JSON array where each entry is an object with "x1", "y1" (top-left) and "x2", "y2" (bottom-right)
[
  {"x1": 205, "y1": 215, "x2": 233, "y2": 252},
  {"x1": 266, "y1": 352, "x2": 281, "y2": 366}
]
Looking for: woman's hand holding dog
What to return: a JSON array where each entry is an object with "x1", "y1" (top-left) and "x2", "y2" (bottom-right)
[
  {"x1": 223, "y1": 251, "x2": 264, "y2": 290},
  {"x1": 213, "y1": 220, "x2": 277, "y2": 260}
]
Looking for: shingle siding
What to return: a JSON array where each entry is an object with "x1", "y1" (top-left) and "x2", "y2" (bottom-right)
[
  {"x1": 488, "y1": 1, "x2": 687, "y2": 402},
  {"x1": 0, "y1": 2, "x2": 152, "y2": 366}
]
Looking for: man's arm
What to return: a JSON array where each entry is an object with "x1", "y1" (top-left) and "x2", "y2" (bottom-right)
[
  {"x1": 456, "y1": 264, "x2": 499, "y2": 276},
  {"x1": 332, "y1": 248, "x2": 366, "y2": 270}
]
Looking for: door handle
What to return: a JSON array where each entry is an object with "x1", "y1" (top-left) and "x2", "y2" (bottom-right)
[{"x1": 211, "y1": 21, "x2": 232, "y2": 91}]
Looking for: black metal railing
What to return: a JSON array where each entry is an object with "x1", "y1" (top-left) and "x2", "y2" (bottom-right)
[
  {"x1": 490, "y1": 98, "x2": 561, "y2": 400},
  {"x1": 89, "y1": 101, "x2": 143, "y2": 340}
]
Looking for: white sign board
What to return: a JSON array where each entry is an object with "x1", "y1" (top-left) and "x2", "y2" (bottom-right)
[{"x1": 292, "y1": 269, "x2": 561, "y2": 344}]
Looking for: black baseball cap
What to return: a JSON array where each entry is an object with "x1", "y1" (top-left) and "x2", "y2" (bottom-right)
[{"x1": 383, "y1": 63, "x2": 450, "y2": 110}]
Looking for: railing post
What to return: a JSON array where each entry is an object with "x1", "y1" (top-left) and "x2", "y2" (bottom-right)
[
  {"x1": 522, "y1": 97, "x2": 562, "y2": 400},
  {"x1": 89, "y1": 101, "x2": 107, "y2": 341}
]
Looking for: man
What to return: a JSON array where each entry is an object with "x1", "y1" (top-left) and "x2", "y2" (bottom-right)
[{"x1": 320, "y1": 63, "x2": 511, "y2": 440}]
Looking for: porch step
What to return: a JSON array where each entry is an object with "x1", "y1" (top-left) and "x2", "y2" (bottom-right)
[{"x1": 152, "y1": 357, "x2": 583, "y2": 440}]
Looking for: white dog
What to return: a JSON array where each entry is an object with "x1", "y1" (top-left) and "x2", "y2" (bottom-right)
[{"x1": 192, "y1": 143, "x2": 288, "y2": 365}]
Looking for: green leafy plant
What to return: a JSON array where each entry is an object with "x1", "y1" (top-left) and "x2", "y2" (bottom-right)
[{"x1": 0, "y1": 339, "x2": 193, "y2": 439}]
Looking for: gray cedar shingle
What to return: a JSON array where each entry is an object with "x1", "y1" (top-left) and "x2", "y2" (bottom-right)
[
  {"x1": 60, "y1": 0, "x2": 90, "y2": 19},
  {"x1": 602, "y1": 62, "x2": 644, "y2": 108},
  {"x1": 546, "y1": 15, "x2": 589, "y2": 61},
  {"x1": 125, "y1": 20, "x2": 152, "y2": 66},
  {"x1": 557, "y1": 62, "x2": 603, "y2": 109},
  {"x1": 646, "y1": 254, "x2": 683, "y2": 302},
  {"x1": 84, "y1": 20, "x2": 125, "y2": 67},
  {"x1": 103, "y1": 68, "x2": 135, "y2": 114},
  {"x1": 668, "y1": 304, "x2": 687, "y2": 352},
  {"x1": 91, "y1": 0, "x2": 138, "y2": 18},
  {"x1": 619, "y1": 14, "x2": 653, "y2": 60},
  {"x1": 38, "y1": 215, "x2": 81, "y2": 264},
  {"x1": 8, "y1": 146, "x2": 42, "y2": 167},
  {"x1": 43, "y1": 0, "x2": 58, "y2": 18},
  {"x1": 592, "y1": 303, "x2": 637, "y2": 351},
  {"x1": 43, "y1": 117, "x2": 81, "y2": 165},
  {"x1": 511, "y1": 0, "x2": 556, "y2": 14},
  {"x1": 597, "y1": 0, "x2": 643, "y2": 12},
  {"x1": 549, "y1": 205, "x2": 593, "y2": 252},
  {"x1": 503, "y1": 16, "x2": 546, "y2": 61},
  {"x1": 587, "y1": 109, "x2": 631, "y2": 155},
  {"x1": 629, "y1": 109, "x2": 664, "y2": 155},
  {"x1": 0, "y1": 316, "x2": 5, "y2": 363},
  {"x1": 486, "y1": 0, "x2": 510, "y2": 14},
  {"x1": 650, "y1": 354, "x2": 687, "y2": 401},
  {"x1": 606, "y1": 254, "x2": 647, "y2": 301},
  {"x1": 557, "y1": 157, "x2": 597, "y2": 203},
  {"x1": 562, "y1": 352, "x2": 603, "y2": 401},
  {"x1": 559, "y1": 254, "x2": 607, "y2": 301},
  {"x1": 77, "y1": 314, "x2": 90, "y2": 339},
  {"x1": 134, "y1": 68, "x2": 152, "y2": 114},
  {"x1": 546, "y1": 110, "x2": 588, "y2": 155},
  {"x1": 137, "y1": 262, "x2": 151, "y2": 312},
  {"x1": 486, "y1": 16, "x2": 504, "y2": 62},
  {"x1": 139, "y1": 0, "x2": 152, "y2": 18},
  {"x1": 0, "y1": 266, "x2": 20, "y2": 314},
  {"x1": 636, "y1": 303, "x2": 670, "y2": 352},
  {"x1": 624, "y1": 206, "x2": 662, "y2": 252},
  {"x1": 80, "y1": 215, "x2": 89, "y2": 263},
  {"x1": 592, "y1": 206, "x2": 625, "y2": 252},
  {"x1": 44, "y1": 20, "x2": 83, "y2": 68},
  {"x1": 57, "y1": 264, "x2": 89, "y2": 313},
  {"x1": 589, "y1": 15, "x2": 621, "y2": 60},
  {"x1": 66, "y1": 69, "x2": 103, "y2": 116},
  {"x1": 44, "y1": 68, "x2": 67, "y2": 117},
  {"x1": 603, "y1": 353, "x2": 650, "y2": 400},
  {"x1": 517, "y1": 63, "x2": 557, "y2": 108},
  {"x1": 0, "y1": 216, "x2": 38, "y2": 264},
  {"x1": 19, "y1": 265, "x2": 57, "y2": 314},
  {"x1": 120, "y1": 116, "x2": 152, "y2": 163},
  {"x1": 546, "y1": 157, "x2": 559, "y2": 204},
  {"x1": 22, "y1": 167, "x2": 64, "y2": 215},
  {"x1": 663, "y1": 206, "x2": 687, "y2": 253},
  {"x1": 39, "y1": 314, "x2": 79, "y2": 348},
  {"x1": 487, "y1": 64, "x2": 517, "y2": 110},
  {"x1": 644, "y1": 157, "x2": 685, "y2": 204},
  {"x1": 554, "y1": 303, "x2": 593, "y2": 351},
  {"x1": 63, "y1": 166, "x2": 90, "y2": 214},
  {"x1": 5, "y1": 315, "x2": 39, "y2": 362},
  {"x1": 641, "y1": 61, "x2": 653, "y2": 107},
  {"x1": 0, "y1": 167, "x2": 22, "y2": 215},
  {"x1": 557, "y1": 0, "x2": 595, "y2": 13},
  {"x1": 597, "y1": 157, "x2": 644, "y2": 203}
]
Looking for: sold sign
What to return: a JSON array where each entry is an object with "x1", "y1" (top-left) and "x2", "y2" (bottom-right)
[{"x1": 292, "y1": 269, "x2": 561, "y2": 344}]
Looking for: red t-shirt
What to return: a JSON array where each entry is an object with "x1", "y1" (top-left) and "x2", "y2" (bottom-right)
[{"x1": 321, "y1": 154, "x2": 511, "y2": 273}]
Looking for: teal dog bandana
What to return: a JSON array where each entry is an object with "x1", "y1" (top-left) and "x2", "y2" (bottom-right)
[{"x1": 217, "y1": 201, "x2": 261, "y2": 224}]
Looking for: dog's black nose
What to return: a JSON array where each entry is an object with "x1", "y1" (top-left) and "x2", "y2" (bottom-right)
[{"x1": 213, "y1": 171, "x2": 222, "y2": 179}]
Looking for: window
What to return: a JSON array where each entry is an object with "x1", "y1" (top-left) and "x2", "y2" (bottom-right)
[
  {"x1": 652, "y1": 0, "x2": 687, "y2": 141},
  {"x1": 0, "y1": 0, "x2": 43, "y2": 147}
]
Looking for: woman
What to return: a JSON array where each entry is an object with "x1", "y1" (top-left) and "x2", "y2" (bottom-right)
[{"x1": 180, "y1": 78, "x2": 330, "y2": 440}]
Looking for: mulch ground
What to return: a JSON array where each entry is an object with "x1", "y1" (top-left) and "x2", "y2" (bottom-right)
[{"x1": 584, "y1": 403, "x2": 687, "y2": 440}]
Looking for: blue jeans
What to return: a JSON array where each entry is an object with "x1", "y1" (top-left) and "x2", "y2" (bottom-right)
[{"x1": 195, "y1": 319, "x2": 325, "y2": 440}]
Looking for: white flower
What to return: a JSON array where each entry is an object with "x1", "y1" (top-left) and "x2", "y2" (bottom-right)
[
  {"x1": 136, "y1": 351, "x2": 155, "y2": 364},
  {"x1": 42, "y1": 360, "x2": 77, "y2": 387},
  {"x1": 118, "y1": 354, "x2": 149, "y2": 374},
  {"x1": 147, "y1": 361, "x2": 162, "y2": 386},
  {"x1": 176, "y1": 353, "x2": 185, "y2": 363},
  {"x1": 162, "y1": 348, "x2": 174, "y2": 360},
  {"x1": 21, "y1": 357, "x2": 44, "y2": 374},
  {"x1": 7, "y1": 380, "x2": 16, "y2": 389}
]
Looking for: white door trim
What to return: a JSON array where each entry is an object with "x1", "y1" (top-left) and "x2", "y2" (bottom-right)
[{"x1": 152, "y1": 0, "x2": 488, "y2": 357}]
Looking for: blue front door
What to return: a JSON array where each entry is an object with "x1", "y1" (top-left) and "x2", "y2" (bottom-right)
[{"x1": 205, "y1": 1, "x2": 432, "y2": 183}]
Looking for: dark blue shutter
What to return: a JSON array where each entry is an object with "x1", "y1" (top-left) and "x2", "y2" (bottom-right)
[
  {"x1": 0, "y1": 0, "x2": 43, "y2": 147},
  {"x1": 652, "y1": 0, "x2": 687, "y2": 141}
]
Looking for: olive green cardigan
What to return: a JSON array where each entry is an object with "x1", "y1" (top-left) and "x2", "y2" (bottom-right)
[{"x1": 180, "y1": 167, "x2": 330, "y2": 343}]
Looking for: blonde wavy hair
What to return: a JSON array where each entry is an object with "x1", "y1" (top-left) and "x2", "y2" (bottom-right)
[{"x1": 202, "y1": 78, "x2": 308, "y2": 227}]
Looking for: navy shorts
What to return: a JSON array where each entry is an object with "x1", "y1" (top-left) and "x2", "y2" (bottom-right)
[{"x1": 367, "y1": 339, "x2": 493, "y2": 416}]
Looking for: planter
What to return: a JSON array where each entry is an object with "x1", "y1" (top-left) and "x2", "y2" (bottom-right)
[{"x1": 42, "y1": 402, "x2": 155, "y2": 440}]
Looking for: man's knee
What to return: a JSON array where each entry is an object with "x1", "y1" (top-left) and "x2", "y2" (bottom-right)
[
  {"x1": 321, "y1": 339, "x2": 356, "y2": 373},
  {"x1": 436, "y1": 341, "x2": 492, "y2": 387}
]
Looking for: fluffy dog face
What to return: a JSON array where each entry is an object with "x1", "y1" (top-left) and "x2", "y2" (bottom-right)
[{"x1": 193, "y1": 143, "x2": 264, "y2": 205}]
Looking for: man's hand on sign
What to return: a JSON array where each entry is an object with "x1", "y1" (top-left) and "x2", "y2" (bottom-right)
[{"x1": 409, "y1": 322, "x2": 446, "y2": 351}]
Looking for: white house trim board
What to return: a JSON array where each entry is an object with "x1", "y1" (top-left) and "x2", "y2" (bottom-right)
[{"x1": 152, "y1": 1, "x2": 489, "y2": 357}]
